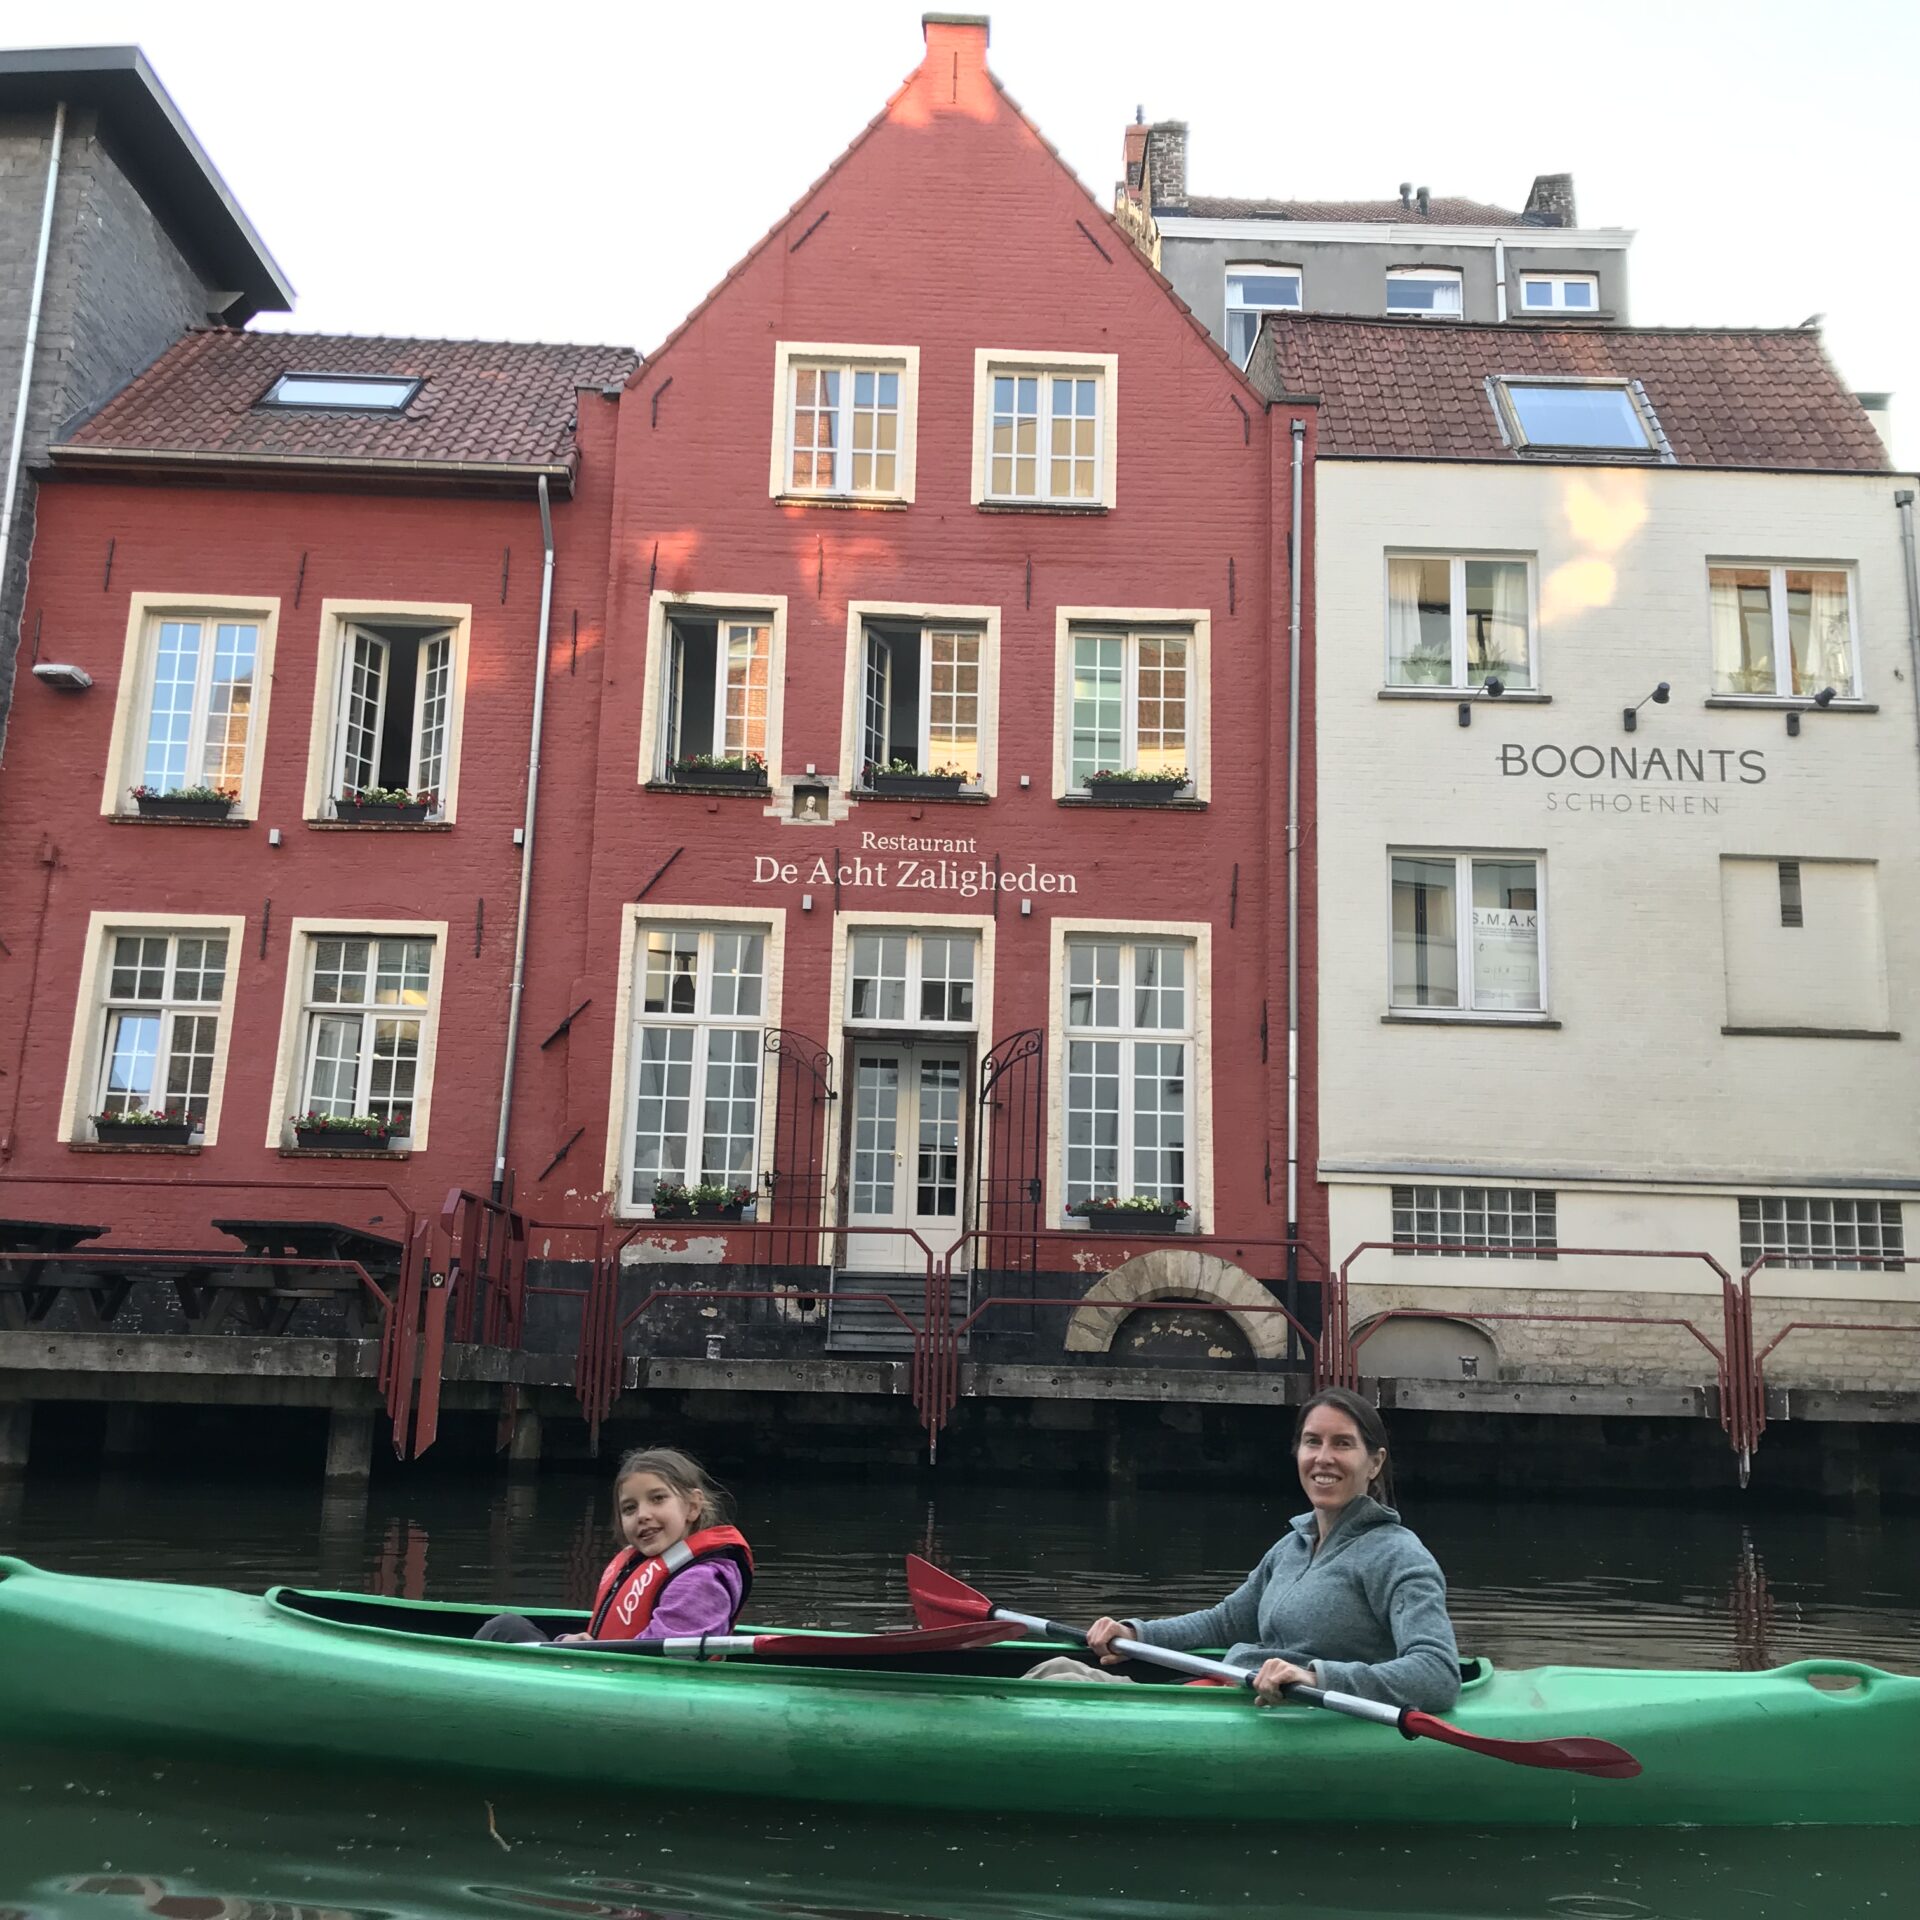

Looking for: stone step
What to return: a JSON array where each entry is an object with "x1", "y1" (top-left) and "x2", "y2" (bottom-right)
[{"x1": 826, "y1": 1271, "x2": 969, "y2": 1354}]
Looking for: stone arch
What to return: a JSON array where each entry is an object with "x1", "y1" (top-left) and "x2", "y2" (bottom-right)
[
  {"x1": 1064, "y1": 1250, "x2": 1290, "y2": 1361},
  {"x1": 1351, "y1": 1312, "x2": 1499, "y2": 1379}
]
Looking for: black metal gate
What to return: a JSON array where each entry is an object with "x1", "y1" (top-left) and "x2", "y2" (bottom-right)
[
  {"x1": 973, "y1": 1028, "x2": 1045, "y2": 1273},
  {"x1": 762, "y1": 1028, "x2": 836, "y2": 1268}
]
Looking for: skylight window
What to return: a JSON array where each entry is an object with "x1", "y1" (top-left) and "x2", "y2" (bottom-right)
[
  {"x1": 1494, "y1": 378, "x2": 1656, "y2": 453},
  {"x1": 262, "y1": 373, "x2": 420, "y2": 412}
]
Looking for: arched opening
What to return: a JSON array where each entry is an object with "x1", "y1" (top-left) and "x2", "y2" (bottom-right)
[
  {"x1": 1353, "y1": 1314, "x2": 1498, "y2": 1380},
  {"x1": 1065, "y1": 1250, "x2": 1290, "y2": 1360},
  {"x1": 1109, "y1": 1300, "x2": 1257, "y2": 1368}
]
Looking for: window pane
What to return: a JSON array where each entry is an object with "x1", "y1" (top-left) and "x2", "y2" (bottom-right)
[
  {"x1": 1470, "y1": 860, "x2": 1541, "y2": 1012},
  {"x1": 101, "y1": 1013, "x2": 160, "y2": 1113},
  {"x1": 1134, "y1": 634, "x2": 1187, "y2": 776},
  {"x1": 1070, "y1": 633, "x2": 1124, "y2": 785},
  {"x1": 338, "y1": 632, "x2": 385, "y2": 794},
  {"x1": 1562, "y1": 280, "x2": 1595, "y2": 309},
  {"x1": 723, "y1": 622, "x2": 770, "y2": 757},
  {"x1": 110, "y1": 935, "x2": 168, "y2": 1002},
  {"x1": 141, "y1": 620, "x2": 203, "y2": 793},
  {"x1": 267, "y1": 375, "x2": 415, "y2": 409},
  {"x1": 1133, "y1": 943, "x2": 1186, "y2": 1030},
  {"x1": 709, "y1": 931, "x2": 765, "y2": 1019},
  {"x1": 1504, "y1": 383, "x2": 1650, "y2": 450},
  {"x1": 852, "y1": 1056, "x2": 900, "y2": 1215},
  {"x1": 373, "y1": 939, "x2": 432, "y2": 1007},
  {"x1": 1391, "y1": 857, "x2": 1459, "y2": 1008},
  {"x1": 916, "y1": 1056, "x2": 962, "y2": 1217},
  {"x1": 700, "y1": 1028, "x2": 760, "y2": 1185},
  {"x1": 200, "y1": 623, "x2": 258, "y2": 788},
  {"x1": 1464, "y1": 562, "x2": 1530, "y2": 689},
  {"x1": 1226, "y1": 270, "x2": 1301, "y2": 310},
  {"x1": 173, "y1": 936, "x2": 227, "y2": 1004},
  {"x1": 790, "y1": 366, "x2": 840, "y2": 491},
  {"x1": 1386, "y1": 274, "x2": 1462, "y2": 315},
  {"x1": 1521, "y1": 281, "x2": 1552, "y2": 308},
  {"x1": 1066, "y1": 941, "x2": 1121, "y2": 1028},
  {"x1": 1387, "y1": 558, "x2": 1454, "y2": 684},
  {"x1": 1784, "y1": 570, "x2": 1855, "y2": 698},
  {"x1": 311, "y1": 938, "x2": 370, "y2": 1006},
  {"x1": 367, "y1": 1017, "x2": 420, "y2": 1127},
  {"x1": 1131, "y1": 1041, "x2": 1186, "y2": 1202},
  {"x1": 631, "y1": 1027, "x2": 694, "y2": 1201},
  {"x1": 849, "y1": 931, "x2": 908, "y2": 1022},
  {"x1": 1709, "y1": 567, "x2": 1778, "y2": 695},
  {"x1": 305, "y1": 1014, "x2": 365, "y2": 1117},
  {"x1": 415, "y1": 632, "x2": 452, "y2": 795},
  {"x1": 164, "y1": 1013, "x2": 220, "y2": 1123},
  {"x1": 1065, "y1": 1038, "x2": 1121, "y2": 1206},
  {"x1": 927, "y1": 629, "x2": 980, "y2": 777}
]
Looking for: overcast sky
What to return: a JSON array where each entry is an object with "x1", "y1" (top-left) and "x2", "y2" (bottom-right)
[{"x1": 7, "y1": 0, "x2": 1914, "y2": 461}]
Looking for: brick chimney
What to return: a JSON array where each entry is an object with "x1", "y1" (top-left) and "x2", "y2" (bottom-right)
[
  {"x1": 1523, "y1": 172, "x2": 1577, "y2": 227},
  {"x1": 1143, "y1": 120, "x2": 1188, "y2": 212},
  {"x1": 922, "y1": 13, "x2": 990, "y2": 81}
]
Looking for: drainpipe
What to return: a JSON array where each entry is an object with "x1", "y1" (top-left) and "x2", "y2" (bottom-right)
[
  {"x1": 0, "y1": 102, "x2": 66, "y2": 628},
  {"x1": 492, "y1": 474, "x2": 555, "y2": 1201},
  {"x1": 1286, "y1": 418, "x2": 1305, "y2": 1281},
  {"x1": 1494, "y1": 238, "x2": 1508, "y2": 322},
  {"x1": 1897, "y1": 491, "x2": 1920, "y2": 777}
]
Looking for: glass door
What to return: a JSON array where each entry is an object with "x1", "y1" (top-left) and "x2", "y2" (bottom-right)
[{"x1": 843, "y1": 1045, "x2": 966, "y2": 1271}]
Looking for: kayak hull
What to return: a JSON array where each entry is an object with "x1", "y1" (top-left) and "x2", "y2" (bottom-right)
[{"x1": 0, "y1": 1557, "x2": 1914, "y2": 1827}]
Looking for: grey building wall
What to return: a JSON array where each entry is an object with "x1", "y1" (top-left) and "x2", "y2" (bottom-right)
[
  {"x1": 0, "y1": 106, "x2": 222, "y2": 750},
  {"x1": 1161, "y1": 232, "x2": 1630, "y2": 355}
]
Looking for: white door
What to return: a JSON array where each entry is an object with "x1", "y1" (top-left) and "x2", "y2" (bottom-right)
[{"x1": 843, "y1": 1045, "x2": 966, "y2": 1271}]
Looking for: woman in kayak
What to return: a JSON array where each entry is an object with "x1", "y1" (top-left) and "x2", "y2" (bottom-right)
[
  {"x1": 475, "y1": 1446, "x2": 753, "y2": 1644},
  {"x1": 1027, "y1": 1387, "x2": 1460, "y2": 1711}
]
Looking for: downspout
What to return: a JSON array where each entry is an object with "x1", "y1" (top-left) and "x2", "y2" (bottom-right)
[
  {"x1": 1895, "y1": 491, "x2": 1920, "y2": 777},
  {"x1": 0, "y1": 102, "x2": 66, "y2": 623},
  {"x1": 1494, "y1": 238, "x2": 1508, "y2": 322},
  {"x1": 492, "y1": 473, "x2": 555, "y2": 1201},
  {"x1": 1286, "y1": 418, "x2": 1305, "y2": 1280}
]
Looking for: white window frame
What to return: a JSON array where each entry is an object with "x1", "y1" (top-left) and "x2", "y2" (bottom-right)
[
  {"x1": 58, "y1": 911, "x2": 246, "y2": 1146},
  {"x1": 293, "y1": 934, "x2": 439, "y2": 1144},
  {"x1": 638, "y1": 592, "x2": 787, "y2": 789},
  {"x1": 971, "y1": 350, "x2": 1119, "y2": 510},
  {"x1": 1385, "y1": 267, "x2": 1463, "y2": 318},
  {"x1": 1388, "y1": 850, "x2": 1549, "y2": 1021},
  {"x1": 1383, "y1": 552, "x2": 1537, "y2": 691},
  {"x1": 839, "y1": 600, "x2": 1000, "y2": 796},
  {"x1": 1739, "y1": 1196, "x2": 1906, "y2": 1276},
  {"x1": 1392, "y1": 1185, "x2": 1558, "y2": 1261},
  {"x1": 1057, "y1": 614, "x2": 1206, "y2": 796},
  {"x1": 1517, "y1": 271, "x2": 1600, "y2": 313},
  {"x1": 1491, "y1": 375, "x2": 1660, "y2": 454},
  {"x1": 1224, "y1": 264, "x2": 1304, "y2": 365},
  {"x1": 1705, "y1": 562, "x2": 1863, "y2": 703},
  {"x1": 263, "y1": 918, "x2": 449, "y2": 1150},
  {"x1": 845, "y1": 928, "x2": 980, "y2": 1029},
  {"x1": 769, "y1": 342, "x2": 920, "y2": 504},
  {"x1": 303, "y1": 601, "x2": 472, "y2": 823},
  {"x1": 100, "y1": 594, "x2": 281, "y2": 822},
  {"x1": 857, "y1": 622, "x2": 986, "y2": 786}
]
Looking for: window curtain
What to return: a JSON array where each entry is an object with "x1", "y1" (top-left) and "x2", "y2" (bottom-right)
[
  {"x1": 1470, "y1": 561, "x2": 1530, "y2": 687},
  {"x1": 1387, "y1": 560, "x2": 1429, "y2": 683},
  {"x1": 1708, "y1": 573, "x2": 1750, "y2": 693},
  {"x1": 1793, "y1": 572, "x2": 1853, "y2": 696}
]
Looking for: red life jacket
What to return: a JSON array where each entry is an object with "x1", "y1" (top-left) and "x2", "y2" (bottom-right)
[{"x1": 587, "y1": 1525, "x2": 754, "y2": 1641}]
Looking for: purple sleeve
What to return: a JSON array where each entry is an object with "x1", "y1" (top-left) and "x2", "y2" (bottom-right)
[{"x1": 638, "y1": 1561, "x2": 744, "y2": 1642}]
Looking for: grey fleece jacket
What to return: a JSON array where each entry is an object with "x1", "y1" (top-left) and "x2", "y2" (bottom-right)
[{"x1": 1131, "y1": 1496, "x2": 1461, "y2": 1711}]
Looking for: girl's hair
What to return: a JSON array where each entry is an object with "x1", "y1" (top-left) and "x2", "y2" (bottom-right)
[
  {"x1": 1292, "y1": 1388, "x2": 1396, "y2": 1508},
  {"x1": 611, "y1": 1446, "x2": 733, "y2": 1537}
]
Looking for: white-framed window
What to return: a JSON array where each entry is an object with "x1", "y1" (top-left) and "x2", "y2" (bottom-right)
[
  {"x1": 1225, "y1": 265, "x2": 1303, "y2": 365},
  {"x1": 1065, "y1": 936, "x2": 1191, "y2": 1212},
  {"x1": 1068, "y1": 626, "x2": 1190, "y2": 789},
  {"x1": 262, "y1": 372, "x2": 419, "y2": 411},
  {"x1": 93, "y1": 932, "x2": 229, "y2": 1133},
  {"x1": 847, "y1": 930, "x2": 977, "y2": 1027},
  {"x1": 770, "y1": 344, "x2": 918, "y2": 503},
  {"x1": 325, "y1": 622, "x2": 453, "y2": 811},
  {"x1": 1708, "y1": 564, "x2": 1859, "y2": 700},
  {"x1": 1391, "y1": 852, "x2": 1544, "y2": 1016},
  {"x1": 661, "y1": 610, "x2": 772, "y2": 775},
  {"x1": 1739, "y1": 1197, "x2": 1905, "y2": 1275},
  {"x1": 859, "y1": 622, "x2": 983, "y2": 783},
  {"x1": 1386, "y1": 268, "x2": 1463, "y2": 317},
  {"x1": 1518, "y1": 272, "x2": 1599, "y2": 313},
  {"x1": 1392, "y1": 1185, "x2": 1558, "y2": 1260},
  {"x1": 296, "y1": 935, "x2": 436, "y2": 1141},
  {"x1": 133, "y1": 614, "x2": 261, "y2": 798},
  {"x1": 972, "y1": 351, "x2": 1118, "y2": 509},
  {"x1": 1492, "y1": 377, "x2": 1658, "y2": 453},
  {"x1": 624, "y1": 926, "x2": 767, "y2": 1208},
  {"x1": 1386, "y1": 554, "x2": 1533, "y2": 690}
]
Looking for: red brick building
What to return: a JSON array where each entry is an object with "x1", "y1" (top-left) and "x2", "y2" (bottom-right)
[{"x1": 0, "y1": 18, "x2": 1317, "y2": 1455}]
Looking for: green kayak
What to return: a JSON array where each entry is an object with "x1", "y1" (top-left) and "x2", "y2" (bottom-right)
[{"x1": 0, "y1": 1555, "x2": 1913, "y2": 1828}]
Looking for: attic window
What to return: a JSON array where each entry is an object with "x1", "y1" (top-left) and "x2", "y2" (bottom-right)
[
  {"x1": 262, "y1": 374, "x2": 420, "y2": 412},
  {"x1": 1493, "y1": 378, "x2": 1657, "y2": 453}
]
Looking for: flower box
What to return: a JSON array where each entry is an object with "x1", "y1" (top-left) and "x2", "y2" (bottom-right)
[
  {"x1": 293, "y1": 1123, "x2": 396, "y2": 1152},
  {"x1": 133, "y1": 792, "x2": 235, "y2": 822},
  {"x1": 1075, "y1": 1207, "x2": 1184, "y2": 1234},
  {"x1": 655, "y1": 1201, "x2": 752, "y2": 1221},
  {"x1": 94, "y1": 1118, "x2": 193, "y2": 1146},
  {"x1": 669, "y1": 765, "x2": 769, "y2": 792},
  {"x1": 336, "y1": 799, "x2": 433, "y2": 824},
  {"x1": 868, "y1": 771, "x2": 970, "y2": 799},
  {"x1": 1083, "y1": 777, "x2": 1188, "y2": 805}
]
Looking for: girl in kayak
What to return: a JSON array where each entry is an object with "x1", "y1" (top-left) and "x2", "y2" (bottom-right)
[
  {"x1": 475, "y1": 1446, "x2": 753, "y2": 1644},
  {"x1": 1026, "y1": 1387, "x2": 1460, "y2": 1711}
]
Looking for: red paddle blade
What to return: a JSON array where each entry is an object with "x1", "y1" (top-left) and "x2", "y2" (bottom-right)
[
  {"x1": 1401, "y1": 1711, "x2": 1642, "y2": 1779},
  {"x1": 905, "y1": 1553, "x2": 996, "y2": 1629},
  {"x1": 750, "y1": 1617, "x2": 1020, "y2": 1658}
]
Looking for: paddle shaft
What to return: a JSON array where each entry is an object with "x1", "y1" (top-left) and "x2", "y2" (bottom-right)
[{"x1": 990, "y1": 1604, "x2": 1406, "y2": 1729}]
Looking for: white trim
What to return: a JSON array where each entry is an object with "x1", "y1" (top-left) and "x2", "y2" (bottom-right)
[
  {"x1": 1044, "y1": 918, "x2": 1214, "y2": 1232},
  {"x1": 1157, "y1": 217, "x2": 1635, "y2": 250},
  {"x1": 637, "y1": 591, "x2": 789, "y2": 786},
  {"x1": 604, "y1": 902, "x2": 787, "y2": 1215},
  {"x1": 1517, "y1": 271, "x2": 1602, "y2": 313},
  {"x1": 58, "y1": 911, "x2": 247, "y2": 1145},
  {"x1": 99, "y1": 593, "x2": 281, "y2": 821},
  {"x1": 304, "y1": 598, "x2": 473, "y2": 822},
  {"x1": 1382, "y1": 551, "x2": 1538, "y2": 691},
  {"x1": 1704, "y1": 560, "x2": 1863, "y2": 703},
  {"x1": 1052, "y1": 606, "x2": 1212, "y2": 800},
  {"x1": 970, "y1": 349, "x2": 1119, "y2": 510},
  {"x1": 1387, "y1": 849, "x2": 1550, "y2": 1021},
  {"x1": 769, "y1": 342, "x2": 921, "y2": 505},
  {"x1": 265, "y1": 918, "x2": 450, "y2": 1149},
  {"x1": 838, "y1": 599, "x2": 1002, "y2": 795}
]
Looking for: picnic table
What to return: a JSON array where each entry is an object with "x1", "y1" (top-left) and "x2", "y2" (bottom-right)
[
  {"x1": 204, "y1": 1218, "x2": 405, "y2": 1335},
  {"x1": 0, "y1": 1218, "x2": 113, "y2": 1329}
]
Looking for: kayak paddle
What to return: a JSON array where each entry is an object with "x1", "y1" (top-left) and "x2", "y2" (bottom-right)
[
  {"x1": 904, "y1": 1555, "x2": 1641, "y2": 1779},
  {"x1": 540, "y1": 1616, "x2": 1024, "y2": 1660}
]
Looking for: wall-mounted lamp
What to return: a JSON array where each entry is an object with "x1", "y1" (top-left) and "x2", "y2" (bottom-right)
[
  {"x1": 30, "y1": 661, "x2": 91, "y2": 691},
  {"x1": 1786, "y1": 686, "x2": 1838, "y2": 736},
  {"x1": 1622, "y1": 682, "x2": 1670, "y2": 733},
  {"x1": 1457, "y1": 677, "x2": 1505, "y2": 727}
]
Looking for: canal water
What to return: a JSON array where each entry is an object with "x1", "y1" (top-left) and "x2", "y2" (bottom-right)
[{"x1": 1, "y1": 1469, "x2": 1916, "y2": 1918}]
